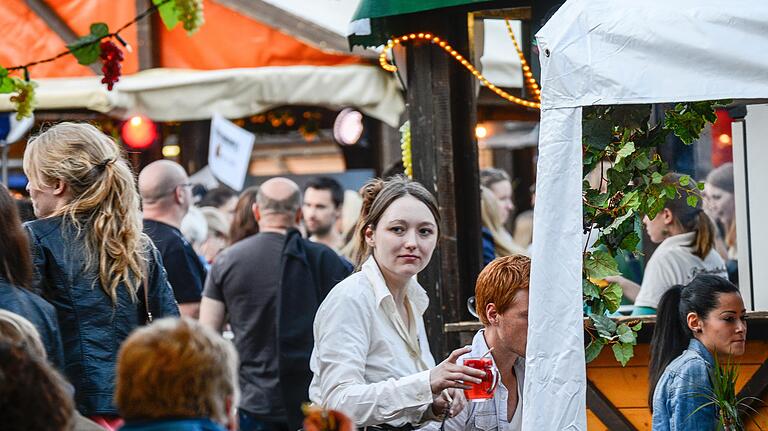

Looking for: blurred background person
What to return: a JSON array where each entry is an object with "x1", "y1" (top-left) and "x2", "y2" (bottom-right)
[
  {"x1": 606, "y1": 173, "x2": 726, "y2": 315},
  {"x1": 512, "y1": 183, "x2": 535, "y2": 249},
  {"x1": 199, "y1": 206, "x2": 230, "y2": 264},
  {"x1": 481, "y1": 186, "x2": 528, "y2": 266},
  {"x1": 310, "y1": 177, "x2": 484, "y2": 428},
  {"x1": 115, "y1": 318, "x2": 239, "y2": 431},
  {"x1": 703, "y1": 162, "x2": 738, "y2": 283},
  {"x1": 303, "y1": 176, "x2": 345, "y2": 252},
  {"x1": 140, "y1": 160, "x2": 206, "y2": 319},
  {"x1": 339, "y1": 189, "x2": 363, "y2": 262},
  {"x1": 480, "y1": 168, "x2": 515, "y2": 226},
  {"x1": 0, "y1": 184, "x2": 64, "y2": 368},
  {"x1": 229, "y1": 186, "x2": 260, "y2": 245},
  {"x1": 0, "y1": 338, "x2": 75, "y2": 431},
  {"x1": 199, "y1": 186, "x2": 238, "y2": 227},
  {"x1": 648, "y1": 275, "x2": 745, "y2": 429},
  {"x1": 24, "y1": 123, "x2": 179, "y2": 428},
  {"x1": 181, "y1": 206, "x2": 210, "y2": 267},
  {"x1": 0, "y1": 310, "x2": 103, "y2": 431}
]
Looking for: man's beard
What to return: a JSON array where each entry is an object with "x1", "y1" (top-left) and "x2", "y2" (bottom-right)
[{"x1": 309, "y1": 222, "x2": 334, "y2": 237}]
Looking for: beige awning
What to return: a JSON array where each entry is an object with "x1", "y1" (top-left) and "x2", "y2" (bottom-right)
[{"x1": 0, "y1": 65, "x2": 405, "y2": 127}]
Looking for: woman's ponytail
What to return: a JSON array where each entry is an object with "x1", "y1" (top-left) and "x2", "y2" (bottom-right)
[
  {"x1": 648, "y1": 285, "x2": 688, "y2": 409},
  {"x1": 691, "y1": 210, "x2": 716, "y2": 260}
]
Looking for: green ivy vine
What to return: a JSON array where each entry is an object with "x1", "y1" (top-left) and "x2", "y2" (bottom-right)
[{"x1": 582, "y1": 101, "x2": 723, "y2": 366}]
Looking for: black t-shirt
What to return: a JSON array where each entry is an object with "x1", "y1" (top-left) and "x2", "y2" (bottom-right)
[
  {"x1": 203, "y1": 232, "x2": 285, "y2": 418},
  {"x1": 143, "y1": 219, "x2": 206, "y2": 304}
]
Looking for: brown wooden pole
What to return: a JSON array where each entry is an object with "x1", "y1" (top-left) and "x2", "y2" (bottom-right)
[{"x1": 405, "y1": 11, "x2": 482, "y2": 359}]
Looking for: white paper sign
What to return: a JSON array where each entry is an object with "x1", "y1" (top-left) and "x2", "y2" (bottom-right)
[{"x1": 208, "y1": 114, "x2": 255, "y2": 191}]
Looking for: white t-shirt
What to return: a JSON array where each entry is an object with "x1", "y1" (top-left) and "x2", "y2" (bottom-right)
[{"x1": 634, "y1": 232, "x2": 728, "y2": 309}]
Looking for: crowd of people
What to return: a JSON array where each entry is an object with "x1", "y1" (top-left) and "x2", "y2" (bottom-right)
[{"x1": 0, "y1": 122, "x2": 749, "y2": 431}]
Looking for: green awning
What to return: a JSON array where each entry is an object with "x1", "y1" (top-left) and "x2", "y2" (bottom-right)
[
  {"x1": 348, "y1": 0, "x2": 496, "y2": 48},
  {"x1": 352, "y1": 0, "x2": 490, "y2": 21}
]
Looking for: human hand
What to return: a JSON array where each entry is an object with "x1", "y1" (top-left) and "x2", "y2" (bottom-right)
[
  {"x1": 431, "y1": 388, "x2": 466, "y2": 418},
  {"x1": 429, "y1": 346, "x2": 484, "y2": 394}
]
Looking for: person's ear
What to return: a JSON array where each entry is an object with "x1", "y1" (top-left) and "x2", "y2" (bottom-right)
[
  {"x1": 485, "y1": 302, "x2": 499, "y2": 325},
  {"x1": 687, "y1": 312, "x2": 703, "y2": 334},
  {"x1": 294, "y1": 208, "x2": 303, "y2": 225},
  {"x1": 52, "y1": 179, "x2": 67, "y2": 196},
  {"x1": 364, "y1": 225, "x2": 375, "y2": 248},
  {"x1": 662, "y1": 208, "x2": 675, "y2": 226},
  {"x1": 252, "y1": 203, "x2": 261, "y2": 222}
]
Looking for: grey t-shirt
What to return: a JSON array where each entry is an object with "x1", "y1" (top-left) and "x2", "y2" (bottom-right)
[{"x1": 203, "y1": 232, "x2": 286, "y2": 418}]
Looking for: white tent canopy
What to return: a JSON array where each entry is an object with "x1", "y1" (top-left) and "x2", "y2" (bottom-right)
[
  {"x1": 0, "y1": 65, "x2": 405, "y2": 126},
  {"x1": 527, "y1": 0, "x2": 768, "y2": 429}
]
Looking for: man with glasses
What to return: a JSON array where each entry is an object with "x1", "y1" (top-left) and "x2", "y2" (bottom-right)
[{"x1": 139, "y1": 160, "x2": 206, "y2": 318}]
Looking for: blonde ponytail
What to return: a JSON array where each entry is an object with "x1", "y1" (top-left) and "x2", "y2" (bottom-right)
[{"x1": 24, "y1": 122, "x2": 148, "y2": 303}]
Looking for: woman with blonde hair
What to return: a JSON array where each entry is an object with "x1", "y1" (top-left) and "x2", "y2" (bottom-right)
[
  {"x1": 480, "y1": 186, "x2": 528, "y2": 265},
  {"x1": 23, "y1": 122, "x2": 179, "y2": 428}
]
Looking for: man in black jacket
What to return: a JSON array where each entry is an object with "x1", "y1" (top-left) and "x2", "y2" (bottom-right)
[{"x1": 200, "y1": 177, "x2": 352, "y2": 431}]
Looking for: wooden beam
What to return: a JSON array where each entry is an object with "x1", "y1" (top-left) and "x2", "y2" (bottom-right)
[
  {"x1": 24, "y1": 0, "x2": 102, "y2": 75},
  {"x1": 586, "y1": 379, "x2": 638, "y2": 431},
  {"x1": 135, "y1": 0, "x2": 158, "y2": 70},
  {"x1": 737, "y1": 359, "x2": 768, "y2": 418},
  {"x1": 214, "y1": 0, "x2": 377, "y2": 59}
]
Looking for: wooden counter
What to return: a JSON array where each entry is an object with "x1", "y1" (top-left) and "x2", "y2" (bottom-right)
[{"x1": 444, "y1": 312, "x2": 768, "y2": 430}]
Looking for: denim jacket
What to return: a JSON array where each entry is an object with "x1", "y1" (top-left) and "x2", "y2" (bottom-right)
[
  {"x1": 26, "y1": 217, "x2": 180, "y2": 416},
  {"x1": 652, "y1": 338, "x2": 717, "y2": 431}
]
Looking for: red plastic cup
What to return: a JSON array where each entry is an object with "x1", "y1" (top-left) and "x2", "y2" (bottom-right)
[{"x1": 462, "y1": 357, "x2": 499, "y2": 402}]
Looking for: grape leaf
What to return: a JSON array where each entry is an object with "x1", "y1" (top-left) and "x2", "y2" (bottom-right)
[
  {"x1": 0, "y1": 67, "x2": 13, "y2": 93},
  {"x1": 615, "y1": 141, "x2": 636, "y2": 164},
  {"x1": 589, "y1": 314, "x2": 617, "y2": 338},
  {"x1": 617, "y1": 323, "x2": 636, "y2": 344},
  {"x1": 631, "y1": 321, "x2": 643, "y2": 331},
  {"x1": 687, "y1": 195, "x2": 699, "y2": 207},
  {"x1": 154, "y1": 0, "x2": 180, "y2": 30},
  {"x1": 583, "y1": 279, "x2": 601, "y2": 299},
  {"x1": 612, "y1": 342, "x2": 634, "y2": 367},
  {"x1": 67, "y1": 23, "x2": 109, "y2": 65},
  {"x1": 651, "y1": 171, "x2": 663, "y2": 184},
  {"x1": 586, "y1": 339, "x2": 605, "y2": 363},
  {"x1": 584, "y1": 250, "x2": 620, "y2": 279},
  {"x1": 602, "y1": 282, "x2": 623, "y2": 313}
]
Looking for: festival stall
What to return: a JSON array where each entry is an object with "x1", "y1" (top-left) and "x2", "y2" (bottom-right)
[{"x1": 530, "y1": 0, "x2": 768, "y2": 429}]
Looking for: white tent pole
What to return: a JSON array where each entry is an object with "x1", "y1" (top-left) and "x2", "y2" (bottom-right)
[{"x1": 523, "y1": 106, "x2": 586, "y2": 430}]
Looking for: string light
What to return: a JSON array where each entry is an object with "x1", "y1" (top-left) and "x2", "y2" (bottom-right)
[
  {"x1": 379, "y1": 32, "x2": 541, "y2": 110},
  {"x1": 504, "y1": 20, "x2": 541, "y2": 101}
]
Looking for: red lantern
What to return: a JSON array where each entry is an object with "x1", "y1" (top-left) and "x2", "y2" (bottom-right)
[{"x1": 121, "y1": 115, "x2": 157, "y2": 149}]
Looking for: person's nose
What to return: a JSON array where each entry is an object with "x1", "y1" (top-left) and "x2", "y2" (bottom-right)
[
  {"x1": 736, "y1": 319, "x2": 746, "y2": 335},
  {"x1": 404, "y1": 230, "x2": 417, "y2": 250}
]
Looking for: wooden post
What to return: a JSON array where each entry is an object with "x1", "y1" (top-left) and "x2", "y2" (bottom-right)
[{"x1": 406, "y1": 12, "x2": 482, "y2": 359}]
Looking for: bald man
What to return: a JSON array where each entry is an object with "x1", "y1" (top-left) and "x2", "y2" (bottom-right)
[
  {"x1": 200, "y1": 177, "x2": 352, "y2": 431},
  {"x1": 139, "y1": 160, "x2": 206, "y2": 318}
]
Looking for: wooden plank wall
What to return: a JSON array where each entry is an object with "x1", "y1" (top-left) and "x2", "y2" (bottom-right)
[{"x1": 586, "y1": 340, "x2": 768, "y2": 430}]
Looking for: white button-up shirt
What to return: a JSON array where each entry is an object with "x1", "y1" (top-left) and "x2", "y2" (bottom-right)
[
  {"x1": 419, "y1": 330, "x2": 524, "y2": 431},
  {"x1": 309, "y1": 256, "x2": 436, "y2": 427}
]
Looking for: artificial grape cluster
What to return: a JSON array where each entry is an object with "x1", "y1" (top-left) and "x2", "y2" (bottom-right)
[
  {"x1": 399, "y1": 121, "x2": 413, "y2": 178},
  {"x1": 10, "y1": 79, "x2": 36, "y2": 119},
  {"x1": 176, "y1": 0, "x2": 205, "y2": 34},
  {"x1": 99, "y1": 41, "x2": 124, "y2": 91}
]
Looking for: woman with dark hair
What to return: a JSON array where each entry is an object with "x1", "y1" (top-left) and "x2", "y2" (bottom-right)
[
  {"x1": 228, "y1": 186, "x2": 259, "y2": 245},
  {"x1": 0, "y1": 184, "x2": 64, "y2": 368},
  {"x1": 23, "y1": 122, "x2": 179, "y2": 428},
  {"x1": 648, "y1": 274, "x2": 746, "y2": 430},
  {"x1": 310, "y1": 176, "x2": 484, "y2": 429},
  {"x1": 607, "y1": 173, "x2": 727, "y2": 315}
]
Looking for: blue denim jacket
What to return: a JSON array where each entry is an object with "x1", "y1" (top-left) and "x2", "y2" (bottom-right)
[{"x1": 652, "y1": 338, "x2": 717, "y2": 431}]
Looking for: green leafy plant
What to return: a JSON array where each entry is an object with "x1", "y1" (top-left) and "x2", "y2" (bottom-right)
[
  {"x1": 689, "y1": 353, "x2": 764, "y2": 430},
  {"x1": 582, "y1": 102, "x2": 723, "y2": 366}
]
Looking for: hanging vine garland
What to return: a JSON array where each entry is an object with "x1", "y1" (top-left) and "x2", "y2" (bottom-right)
[{"x1": 0, "y1": 0, "x2": 205, "y2": 119}]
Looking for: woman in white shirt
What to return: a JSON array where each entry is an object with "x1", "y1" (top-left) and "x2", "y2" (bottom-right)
[
  {"x1": 309, "y1": 176, "x2": 484, "y2": 430},
  {"x1": 607, "y1": 173, "x2": 727, "y2": 314}
]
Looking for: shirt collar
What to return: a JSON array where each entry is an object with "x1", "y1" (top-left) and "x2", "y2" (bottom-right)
[
  {"x1": 361, "y1": 255, "x2": 429, "y2": 315},
  {"x1": 661, "y1": 231, "x2": 696, "y2": 248},
  {"x1": 688, "y1": 338, "x2": 715, "y2": 366}
]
